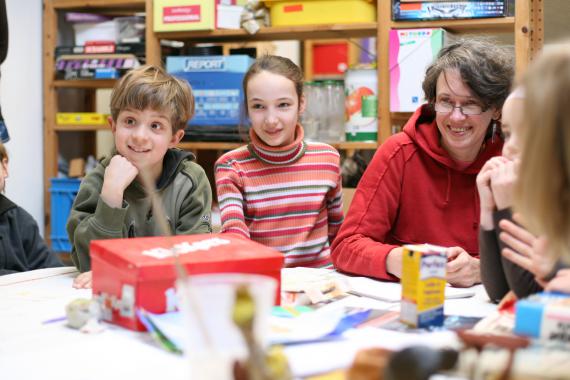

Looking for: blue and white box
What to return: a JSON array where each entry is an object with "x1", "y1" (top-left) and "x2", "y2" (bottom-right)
[
  {"x1": 514, "y1": 292, "x2": 570, "y2": 343},
  {"x1": 166, "y1": 55, "x2": 254, "y2": 127}
]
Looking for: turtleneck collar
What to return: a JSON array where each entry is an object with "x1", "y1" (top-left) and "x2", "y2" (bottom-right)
[{"x1": 248, "y1": 124, "x2": 307, "y2": 165}]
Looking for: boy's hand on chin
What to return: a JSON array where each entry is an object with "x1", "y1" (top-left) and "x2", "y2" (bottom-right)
[{"x1": 101, "y1": 155, "x2": 139, "y2": 208}]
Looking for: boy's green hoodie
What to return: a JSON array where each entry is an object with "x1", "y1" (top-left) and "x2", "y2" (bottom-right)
[{"x1": 67, "y1": 148, "x2": 212, "y2": 272}]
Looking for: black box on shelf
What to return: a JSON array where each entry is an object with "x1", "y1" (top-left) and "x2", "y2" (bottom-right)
[{"x1": 392, "y1": 1, "x2": 514, "y2": 21}]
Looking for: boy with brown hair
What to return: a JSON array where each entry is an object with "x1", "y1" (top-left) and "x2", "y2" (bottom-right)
[{"x1": 67, "y1": 65, "x2": 212, "y2": 288}]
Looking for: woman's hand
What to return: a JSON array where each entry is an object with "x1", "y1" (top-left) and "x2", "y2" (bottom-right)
[
  {"x1": 446, "y1": 246, "x2": 480, "y2": 287},
  {"x1": 490, "y1": 159, "x2": 518, "y2": 210},
  {"x1": 546, "y1": 269, "x2": 570, "y2": 294},
  {"x1": 476, "y1": 156, "x2": 508, "y2": 230},
  {"x1": 386, "y1": 247, "x2": 404, "y2": 278},
  {"x1": 73, "y1": 271, "x2": 93, "y2": 289},
  {"x1": 499, "y1": 214, "x2": 553, "y2": 286}
]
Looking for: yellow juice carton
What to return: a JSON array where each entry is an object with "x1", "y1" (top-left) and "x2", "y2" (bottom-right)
[{"x1": 400, "y1": 244, "x2": 447, "y2": 328}]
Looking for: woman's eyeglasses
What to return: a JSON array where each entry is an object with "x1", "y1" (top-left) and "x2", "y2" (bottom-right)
[{"x1": 434, "y1": 100, "x2": 485, "y2": 116}]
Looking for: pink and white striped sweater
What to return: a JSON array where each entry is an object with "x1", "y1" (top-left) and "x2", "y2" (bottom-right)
[{"x1": 214, "y1": 125, "x2": 344, "y2": 268}]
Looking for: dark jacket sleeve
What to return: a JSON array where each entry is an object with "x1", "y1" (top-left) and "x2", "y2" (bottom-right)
[
  {"x1": 0, "y1": 206, "x2": 62, "y2": 276},
  {"x1": 479, "y1": 223, "x2": 510, "y2": 303},
  {"x1": 17, "y1": 207, "x2": 63, "y2": 270},
  {"x1": 480, "y1": 208, "x2": 543, "y2": 303}
]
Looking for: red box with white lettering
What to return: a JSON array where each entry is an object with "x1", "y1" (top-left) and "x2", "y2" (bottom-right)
[{"x1": 90, "y1": 234, "x2": 284, "y2": 331}]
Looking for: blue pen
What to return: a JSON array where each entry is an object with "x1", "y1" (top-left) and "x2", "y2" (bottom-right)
[{"x1": 42, "y1": 316, "x2": 67, "y2": 324}]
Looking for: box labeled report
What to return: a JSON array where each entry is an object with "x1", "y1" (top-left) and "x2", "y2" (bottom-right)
[
  {"x1": 389, "y1": 28, "x2": 451, "y2": 112},
  {"x1": 400, "y1": 244, "x2": 447, "y2": 328},
  {"x1": 91, "y1": 234, "x2": 284, "y2": 331},
  {"x1": 167, "y1": 55, "x2": 254, "y2": 126}
]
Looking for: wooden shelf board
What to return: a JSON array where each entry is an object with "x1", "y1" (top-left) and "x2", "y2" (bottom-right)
[
  {"x1": 52, "y1": 0, "x2": 145, "y2": 10},
  {"x1": 156, "y1": 23, "x2": 378, "y2": 42},
  {"x1": 54, "y1": 124, "x2": 110, "y2": 131},
  {"x1": 178, "y1": 141, "x2": 377, "y2": 151},
  {"x1": 390, "y1": 17, "x2": 515, "y2": 33},
  {"x1": 53, "y1": 79, "x2": 117, "y2": 89},
  {"x1": 334, "y1": 141, "x2": 378, "y2": 150}
]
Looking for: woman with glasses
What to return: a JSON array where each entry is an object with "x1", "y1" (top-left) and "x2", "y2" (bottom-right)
[{"x1": 331, "y1": 39, "x2": 513, "y2": 287}]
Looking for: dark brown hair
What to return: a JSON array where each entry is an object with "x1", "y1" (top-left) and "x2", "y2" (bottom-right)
[
  {"x1": 110, "y1": 65, "x2": 194, "y2": 133},
  {"x1": 422, "y1": 38, "x2": 514, "y2": 111},
  {"x1": 0, "y1": 141, "x2": 7, "y2": 163}
]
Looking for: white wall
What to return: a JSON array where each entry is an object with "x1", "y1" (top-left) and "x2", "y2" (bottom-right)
[{"x1": 1, "y1": 0, "x2": 44, "y2": 234}]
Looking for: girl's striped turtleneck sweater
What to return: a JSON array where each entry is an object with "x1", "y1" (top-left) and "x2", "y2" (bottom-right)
[{"x1": 214, "y1": 125, "x2": 344, "y2": 268}]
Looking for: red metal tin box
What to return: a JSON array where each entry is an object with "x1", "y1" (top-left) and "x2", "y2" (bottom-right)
[{"x1": 90, "y1": 234, "x2": 284, "y2": 331}]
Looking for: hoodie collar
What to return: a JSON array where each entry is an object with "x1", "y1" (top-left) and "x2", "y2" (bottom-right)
[
  {"x1": 403, "y1": 104, "x2": 503, "y2": 173},
  {"x1": 248, "y1": 125, "x2": 307, "y2": 165}
]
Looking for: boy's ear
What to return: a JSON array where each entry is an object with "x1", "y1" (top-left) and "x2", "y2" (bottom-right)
[
  {"x1": 171, "y1": 129, "x2": 185, "y2": 146},
  {"x1": 108, "y1": 116, "x2": 117, "y2": 133}
]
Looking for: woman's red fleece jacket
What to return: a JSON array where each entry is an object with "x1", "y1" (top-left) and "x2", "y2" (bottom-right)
[{"x1": 331, "y1": 105, "x2": 503, "y2": 281}]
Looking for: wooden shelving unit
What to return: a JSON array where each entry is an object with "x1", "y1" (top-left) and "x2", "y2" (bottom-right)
[
  {"x1": 43, "y1": 0, "x2": 544, "y2": 236},
  {"x1": 177, "y1": 141, "x2": 377, "y2": 152},
  {"x1": 53, "y1": 79, "x2": 117, "y2": 89},
  {"x1": 53, "y1": 124, "x2": 110, "y2": 132},
  {"x1": 43, "y1": 0, "x2": 146, "y2": 238},
  {"x1": 153, "y1": 23, "x2": 378, "y2": 42}
]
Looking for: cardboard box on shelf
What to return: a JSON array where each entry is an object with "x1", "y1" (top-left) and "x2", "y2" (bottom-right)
[
  {"x1": 264, "y1": 0, "x2": 376, "y2": 26},
  {"x1": 56, "y1": 112, "x2": 108, "y2": 125},
  {"x1": 392, "y1": 1, "x2": 512, "y2": 21},
  {"x1": 166, "y1": 55, "x2": 254, "y2": 127},
  {"x1": 154, "y1": 0, "x2": 245, "y2": 32},
  {"x1": 153, "y1": 0, "x2": 216, "y2": 32}
]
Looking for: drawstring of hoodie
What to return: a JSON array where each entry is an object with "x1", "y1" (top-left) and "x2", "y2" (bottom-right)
[
  {"x1": 445, "y1": 168, "x2": 451, "y2": 205},
  {"x1": 473, "y1": 186, "x2": 479, "y2": 230}
]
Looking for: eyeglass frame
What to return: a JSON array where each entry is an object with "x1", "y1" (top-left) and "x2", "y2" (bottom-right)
[{"x1": 433, "y1": 100, "x2": 489, "y2": 116}]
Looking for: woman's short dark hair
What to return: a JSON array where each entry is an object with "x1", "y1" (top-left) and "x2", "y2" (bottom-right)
[{"x1": 422, "y1": 38, "x2": 514, "y2": 111}]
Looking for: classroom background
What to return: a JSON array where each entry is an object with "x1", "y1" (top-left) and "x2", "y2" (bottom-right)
[{"x1": 0, "y1": 0, "x2": 568, "y2": 248}]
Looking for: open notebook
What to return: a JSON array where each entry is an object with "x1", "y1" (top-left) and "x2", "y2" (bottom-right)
[
  {"x1": 282, "y1": 267, "x2": 475, "y2": 303},
  {"x1": 345, "y1": 275, "x2": 475, "y2": 302}
]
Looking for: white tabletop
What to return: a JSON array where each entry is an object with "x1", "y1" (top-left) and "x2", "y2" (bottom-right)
[{"x1": 0, "y1": 268, "x2": 495, "y2": 380}]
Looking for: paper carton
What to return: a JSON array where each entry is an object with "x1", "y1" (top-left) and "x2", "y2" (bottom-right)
[{"x1": 400, "y1": 243, "x2": 447, "y2": 328}]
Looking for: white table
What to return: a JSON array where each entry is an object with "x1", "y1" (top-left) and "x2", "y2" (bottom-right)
[{"x1": 0, "y1": 268, "x2": 495, "y2": 379}]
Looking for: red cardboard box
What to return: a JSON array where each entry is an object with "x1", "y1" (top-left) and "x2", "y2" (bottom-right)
[{"x1": 91, "y1": 234, "x2": 284, "y2": 331}]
